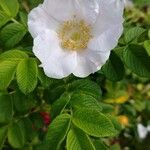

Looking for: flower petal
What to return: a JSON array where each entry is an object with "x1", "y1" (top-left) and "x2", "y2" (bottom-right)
[
  {"x1": 93, "y1": 0, "x2": 124, "y2": 36},
  {"x1": 43, "y1": 0, "x2": 99, "y2": 24},
  {"x1": 28, "y1": 4, "x2": 58, "y2": 38},
  {"x1": 33, "y1": 29, "x2": 76, "y2": 79},
  {"x1": 74, "y1": 0, "x2": 99, "y2": 24},
  {"x1": 43, "y1": 0, "x2": 76, "y2": 21},
  {"x1": 73, "y1": 50, "x2": 110, "y2": 77},
  {"x1": 88, "y1": 24, "x2": 123, "y2": 52},
  {"x1": 87, "y1": 0, "x2": 124, "y2": 52}
]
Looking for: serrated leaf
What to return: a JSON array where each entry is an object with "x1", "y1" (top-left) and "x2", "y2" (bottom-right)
[
  {"x1": 0, "y1": 61, "x2": 17, "y2": 90},
  {"x1": 100, "y1": 103, "x2": 114, "y2": 113},
  {"x1": 92, "y1": 140, "x2": 109, "y2": 150},
  {"x1": 144, "y1": 40, "x2": 150, "y2": 56},
  {"x1": 102, "y1": 52, "x2": 125, "y2": 81},
  {"x1": 8, "y1": 123, "x2": 25, "y2": 149},
  {"x1": 0, "y1": 126, "x2": 7, "y2": 149},
  {"x1": 0, "y1": 10, "x2": 10, "y2": 28},
  {"x1": 19, "y1": 11, "x2": 27, "y2": 27},
  {"x1": 68, "y1": 79, "x2": 101, "y2": 99},
  {"x1": 123, "y1": 44, "x2": 150, "y2": 78},
  {"x1": 0, "y1": 50, "x2": 28, "y2": 62},
  {"x1": 124, "y1": 27, "x2": 145, "y2": 43},
  {"x1": 67, "y1": 128, "x2": 95, "y2": 150},
  {"x1": 72, "y1": 108, "x2": 117, "y2": 137},
  {"x1": 0, "y1": 23, "x2": 27, "y2": 48},
  {"x1": 46, "y1": 114, "x2": 71, "y2": 150},
  {"x1": 106, "y1": 115, "x2": 122, "y2": 132},
  {"x1": 16, "y1": 58, "x2": 38, "y2": 94},
  {"x1": 38, "y1": 68, "x2": 53, "y2": 88},
  {"x1": 51, "y1": 93, "x2": 71, "y2": 118},
  {"x1": 0, "y1": 0, "x2": 19, "y2": 17},
  {"x1": 70, "y1": 93, "x2": 102, "y2": 111},
  {"x1": 0, "y1": 94, "x2": 13, "y2": 123}
]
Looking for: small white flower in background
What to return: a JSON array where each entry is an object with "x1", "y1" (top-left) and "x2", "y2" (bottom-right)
[
  {"x1": 28, "y1": 0, "x2": 124, "y2": 79},
  {"x1": 137, "y1": 124, "x2": 150, "y2": 139}
]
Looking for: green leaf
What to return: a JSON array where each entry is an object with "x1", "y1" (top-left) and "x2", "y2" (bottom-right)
[
  {"x1": 44, "y1": 81, "x2": 66, "y2": 103},
  {"x1": 144, "y1": 40, "x2": 150, "y2": 56},
  {"x1": 8, "y1": 123, "x2": 25, "y2": 149},
  {"x1": 38, "y1": 68, "x2": 53, "y2": 88},
  {"x1": 0, "y1": 94, "x2": 13, "y2": 123},
  {"x1": 68, "y1": 79, "x2": 101, "y2": 99},
  {"x1": 124, "y1": 27, "x2": 145, "y2": 43},
  {"x1": 72, "y1": 108, "x2": 117, "y2": 137},
  {"x1": 106, "y1": 115, "x2": 122, "y2": 132},
  {"x1": 46, "y1": 114, "x2": 71, "y2": 150},
  {"x1": 92, "y1": 140, "x2": 109, "y2": 150},
  {"x1": 13, "y1": 90, "x2": 36, "y2": 113},
  {"x1": 100, "y1": 103, "x2": 114, "y2": 113},
  {"x1": 102, "y1": 52, "x2": 125, "y2": 81},
  {"x1": 0, "y1": 61, "x2": 17, "y2": 90},
  {"x1": 18, "y1": 118, "x2": 35, "y2": 141},
  {"x1": 123, "y1": 44, "x2": 150, "y2": 78},
  {"x1": 0, "y1": 126, "x2": 7, "y2": 149},
  {"x1": 67, "y1": 128, "x2": 95, "y2": 150},
  {"x1": 0, "y1": 0, "x2": 19, "y2": 17},
  {"x1": 51, "y1": 93, "x2": 71, "y2": 118},
  {"x1": 19, "y1": 11, "x2": 27, "y2": 27},
  {"x1": 148, "y1": 30, "x2": 150, "y2": 39},
  {"x1": 16, "y1": 58, "x2": 38, "y2": 94},
  {"x1": 70, "y1": 93, "x2": 102, "y2": 111},
  {"x1": 28, "y1": 0, "x2": 43, "y2": 8},
  {"x1": 110, "y1": 144, "x2": 121, "y2": 150},
  {"x1": 0, "y1": 50, "x2": 28, "y2": 62},
  {"x1": 0, "y1": 10, "x2": 10, "y2": 28},
  {"x1": 0, "y1": 23, "x2": 27, "y2": 48}
]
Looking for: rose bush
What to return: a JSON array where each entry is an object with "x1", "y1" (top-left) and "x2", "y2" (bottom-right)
[{"x1": 0, "y1": 0, "x2": 150, "y2": 150}]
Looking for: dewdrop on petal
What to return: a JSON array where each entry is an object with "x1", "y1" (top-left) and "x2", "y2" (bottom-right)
[{"x1": 28, "y1": 0, "x2": 124, "y2": 79}]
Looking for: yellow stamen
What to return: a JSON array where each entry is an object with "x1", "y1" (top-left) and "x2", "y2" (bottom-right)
[{"x1": 58, "y1": 20, "x2": 92, "y2": 51}]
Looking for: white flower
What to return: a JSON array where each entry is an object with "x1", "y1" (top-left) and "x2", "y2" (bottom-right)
[
  {"x1": 137, "y1": 124, "x2": 150, "y2": 139},
  {"x1": 28, "y1": 0, "x2": 124, "y2": 79},
  {"x1": 122, "y1": 0, "x2": 133, "y2": 8}
]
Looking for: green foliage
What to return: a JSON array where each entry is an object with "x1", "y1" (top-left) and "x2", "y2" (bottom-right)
[
  {"x1": 0, "y1": 0, "x2": 150, "y2": 149},
  {"x1": 123, "y1": 44, "x2": 150, "y2": 78},
  {"x1": 70, "y1": 93, "x2": 102, "y2": 111},
  {"x1": 72, "y1": 108, "x2": 117, "y2": 137},
  {"x1": 0, "y1": 50, "x2": 28, "y2": 61},
  {"x1": 0, "y1": 0, "x2": 19, "y2": 17},
  {"x1": 67, "y1": 128, "x2": 95, "y2": 150},
  {"x1": 46, "y1": 114, "x2": 71, "y2": 150},
  {"x1": 102, "y1": 52, "x2": 125, "y2": 81},
  {"x1": 8, "y1": 123, "x2": 25, "y2": 148},
  {"x1": 68, "y1": 79, "x2": 102, "y2": 99},
  {"x1": 144, "y1": 40, "x2": 150, "y2": 55},
  {"x1": 0, "y1": 23, "x2": 27, "y2": 48},
  {"x1": 0, "y1": 10, "x2": 10, "y2": 28},
  {"x1": 124, "y1": 27, "x2": 146, "y2": 43},
  {"x1": 0, "y1": 126, "x2": 7, "y2": 149},
  {"x1": 0, "y1": 61, "x2": 17, "y2": 90},
  {"x1": 0, "y1": 94, "x2": 13, "y2": 123},
  {"x1": 16, "y1": 58, "x2": 38, "y2": 94}
]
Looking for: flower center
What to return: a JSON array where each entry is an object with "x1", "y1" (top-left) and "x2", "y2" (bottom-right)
[{"x1": 58, "y1": 20, "x2": 92, "y2": 51}]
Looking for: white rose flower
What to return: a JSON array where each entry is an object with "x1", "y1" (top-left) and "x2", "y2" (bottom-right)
[
  {"x1": 123, "y1": 0, "x2": 133, "y2": 8},
  {"x1": 28, "y1": 0, "x2": 124, "y2": 79}
]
